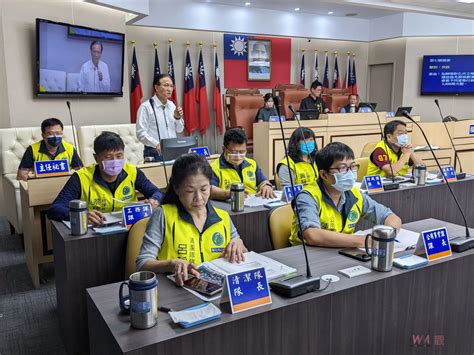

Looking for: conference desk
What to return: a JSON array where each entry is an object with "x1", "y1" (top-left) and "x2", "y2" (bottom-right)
[{"x1": 86, "y1": 219, "x2": 474, "y2": 355}]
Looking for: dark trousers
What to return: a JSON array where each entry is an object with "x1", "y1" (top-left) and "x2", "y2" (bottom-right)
[{"x1": 143, "y1": 146, "x2": 163, "y2": 162}]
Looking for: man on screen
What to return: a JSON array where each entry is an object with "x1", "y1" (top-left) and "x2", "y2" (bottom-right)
[{"x1": 78, "y1": 40, "x2": 110, "y2": 92}]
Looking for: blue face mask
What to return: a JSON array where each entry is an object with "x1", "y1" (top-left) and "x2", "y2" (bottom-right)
[
  {"x1": 332, "y1": 170, "x2": 357, "y2": 192},
  {"x1": 299, "y1": 141, "x2": 315, "y2": 156},
  {"x1": 47, "y1": 135, "x2": 63, "y2": 147},
  {"x1": 396, "y1": 133, "x2": 409, "y2": 146}
]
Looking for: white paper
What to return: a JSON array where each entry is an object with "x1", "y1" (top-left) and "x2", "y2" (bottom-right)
[
  {"x1": 92, "y1": 225, "x2": 127, "y2": 234},
  {"x1": 169, "y1": 303, "x2": 221, "y2": 324},
  {"x1": 356, "y1": 228, "x2": 420, "y2": 253},
  {"x1": 414, "y1": 145, "x2": 439, "y2": 151},
  {"x1": 244, "y1": 191, "x2": 282, "y2": 207}
]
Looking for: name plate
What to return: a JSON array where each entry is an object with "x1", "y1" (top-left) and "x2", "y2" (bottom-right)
[
  {"x1": 269, "y1": 115, "x2": 286, "y2": 122},
  {"x1": 189, "y1": 146, "x2": 210, "y2": 157},
  {"x1": 225, "y1": 266, "x2": 272, "y2": 314},
  {"x1": 34, "y1": 159, "x2": 69, "y2": 177},
  {"x1": 469, "y1": 124, "x2": 474, "y2": 135},
  {"x1": 421, "y1": 227, "x2": 452, "y2": 261},
  {"x1": 440, "y1": 166, "x2": 457, "y2": 182},
  {"x1": 122, "y1": 203, "x2": 152, "y2": 229},
  {"x1": 282, "y1": 184, "x2": 303, "y2": 202},
  {"x1": 362, "y1": 175, "x2": 384, "y2": 193}
]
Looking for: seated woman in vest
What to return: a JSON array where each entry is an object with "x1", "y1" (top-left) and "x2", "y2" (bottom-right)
[
  {"x1": 255, "y1": 93, "x2": 278, "y2": 122},
  {"x1": 367, "y1": 120, "x2": 424, "y2": 177},
  {"x1": 289, "y1": 142, "x2": 401, "y2": 247},
  {"x1": 210, "y1": 128, "x2": 276, "y2": 200},
  {"x1": 136, "y1": 154, "x2": 247, "y2": 286},
  {"x1": 276, "y1": 127, "x2": 318, "y2": 189},
  {"x1": 17, "y1": 118, "x2": 83, "y2": 181},
  {"x1": 48, "y1": 131, "x2": 163, "y2": 225},
  {"x1": 339, "y1": 94, "x2": 361, "y2": 113}
]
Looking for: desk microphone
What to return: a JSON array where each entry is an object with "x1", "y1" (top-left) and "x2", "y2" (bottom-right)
[
  {"x1": 402, "y1": 111, "x2": 472, "y2": 253},
  {"x1": 149, "y1": 98, "x2": 169, "y2": 188},
  {"x1": 434, "y1": 99, "x2": 465, "y2": 180},
  {"x1": 66, "y1": 101, "x2": 79, "y2": 156},
  {"x1": 367, "y1": 103, "x2": 399, "y2": 190},
  {"x1": 268, "y1": 96, "x2": 320, "y2": 298}
]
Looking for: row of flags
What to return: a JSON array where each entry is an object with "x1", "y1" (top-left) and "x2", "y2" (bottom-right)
[
  {"x1": 130, "y1": 45, "x2": 224, "y2": 136},
  {"x1": 299, "y1": 52, "x2": 358, "y2": 94}
]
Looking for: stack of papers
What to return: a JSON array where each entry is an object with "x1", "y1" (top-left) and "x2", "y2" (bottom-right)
[
  {"x1": 355, "y1": 228, "x2": 420, "y2": 253},
  {"x1": 244, "y1": 191, "x2": 282, "y2": 207}
]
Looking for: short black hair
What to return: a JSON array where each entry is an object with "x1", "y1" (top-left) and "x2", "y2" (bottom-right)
[
  {"x1": 90, "y1": 40, "x2": 103, "y2": 52},
  {"x1": 315, "y1": 142, "x2": 355, "y2": 172},
  {"x1": 41, "y1": 118, "x2": 63, "y2": 133},
  {"x1": 348, "y1": 93, "x2": 359, "y2": 100},
  {"x1": 162, "y1": 154, "x2": 212, "y2": 205},
  {"x1": 223, "y1": 128, "x2": 247, "y2": 147},
  {"x1": 310, "y1": 80, "x2": 323, "y2": 90},
  {"x1": 263, "y1": 93, "x2": 273, "y2": 102},
  {"x1": 288, "y1": 127, "x2": 316, "y2": 162},
  {"x1": 153, "y1": 73, "x2": 172, "y2": 87},
  {"x1": 93, "y1": 131, "x2": 125, "y2": 155},
  {"x1": 384, "y1": 120, "x2": 406, "y2": 139}
]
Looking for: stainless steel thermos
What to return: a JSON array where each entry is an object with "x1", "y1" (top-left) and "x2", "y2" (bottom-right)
[
  {"x1": 365, "y1": 225, "x2": 396, "y2": 272},
  {"x1": 119, "y1": 271, "x2": 158, "y2": 329},
  {"x1": 413, "y1": 164, "x2": 427, "y2": 186},
  {"x1": 69, "y1": 200, "x2": 87, "y2": 236},
  {"x1": 230, "y1": 182, "x2": 245, "y2": 212}
]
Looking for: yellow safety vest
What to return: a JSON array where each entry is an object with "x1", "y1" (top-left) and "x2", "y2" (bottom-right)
[
  {"x1": 158, "y1": 204, "x2": 232, "y2": 264},
  {"x1": 367, "y1": 140, "x2": 409, "y2": 177},
  {"x1": 76, "y1": 163, "x2": 138, "y2": 212},
  {"x1": 289, "y1": 183, "x2": 363, "y2": 245},
  {"x1": 277, "y1": 156, "x2": 318, "y2": 186},
  {"x1": 31, "y1": 140, "x2": 75, "y2": 165},
  {"x1": 210, "y1": 156, "x2": 258, "y2": 194}
]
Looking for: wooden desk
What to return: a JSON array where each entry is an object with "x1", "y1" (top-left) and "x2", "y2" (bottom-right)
[{"x1": 87, "y1": 219, "x2": 474, "y2": 355}]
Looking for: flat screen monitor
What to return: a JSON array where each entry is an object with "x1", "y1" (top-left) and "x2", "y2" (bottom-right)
[
  {"x1": 297, "y1": 109, "x2": 320, "y2": 120},
  {"x1": 395, "y1": 107, "x2": 412, "y2": 116},
  {"x1": 161, "y1": 137, "x2": 198, "y2": 161},
  {"x1": 36, "y1": 18, "x2": 125, "y2": 97},
  {"x1": 359, "y1": 102, "x2": 377, "y2": 111},
  {"x1": 421, "y1": 55, "x2": 474, "y2": 95}
]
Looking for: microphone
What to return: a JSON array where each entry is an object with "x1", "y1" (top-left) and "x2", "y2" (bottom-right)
[
  {"x1": 434, "y1": 99, "x2": 465, "y2": 179},
  {"x1": 402, "y1": 111, "x2": 472, "y2": 252},
  {"x1": 268, "y1": 96, "x2": 321, "y2": 298},
  {"x1": 149, "y1": 98, "x2": 169, "y2": 188},
  {"x1": 367, "y1": 103, "x2": 399, "y2": 190},
  {"x1": 66, "y1": 101, "x2": 79, "y2": 156}
]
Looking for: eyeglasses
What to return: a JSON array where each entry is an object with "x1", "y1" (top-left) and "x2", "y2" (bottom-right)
[
  {"x1": 328, "y1": 164, "x2": 359, "y2": 173},
  {"x1": 160, "y1": 83, "x2": 174, "y2": 89},
  {"x1": 226, "y1": 149, "x2": 247, "y2": 155}
]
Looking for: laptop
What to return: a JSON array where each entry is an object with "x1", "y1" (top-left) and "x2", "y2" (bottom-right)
[
  {"x1": 395, "y1": 106, "x2": 412, "y2": 117},
  {"x1": 297, "y1": 109, "x2": 320, "y2": 120}
]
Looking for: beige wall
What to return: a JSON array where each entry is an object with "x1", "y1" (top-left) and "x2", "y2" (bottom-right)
[
  {"x1": 0, "y1": 0, "x2": 130, "y2": 128},
  {"x1": 403, "y1": 36, "x2": 474, "y2": 122},
  {"x1": 368, "y1": 37, "x2": 406, "y2": 110}
]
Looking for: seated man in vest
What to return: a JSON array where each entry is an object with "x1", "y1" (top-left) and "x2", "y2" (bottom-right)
[
  {"x1": 210, "y1": 128, "x2": 276, "y2": 200},
  {"x1": 48, "y1": 131, "x2": 163, "y2": 226},
  {"x1": 367, "y1": 120, "x2": 424, "y2": 177},
  {"x1": 289, "y1": 142, "x2": 401, "y2": 247},
  {"x1": 339, "y1": 94, "x2": 361, "y2": 113},
  {"x1": 17, "y1": 118, "x2": 83, "y2": 181}
]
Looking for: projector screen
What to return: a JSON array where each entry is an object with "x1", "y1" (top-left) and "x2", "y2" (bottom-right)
[
  {"x1": 421, "y1": 55, "x2": 474, "y2": 95},
  {"x1": 36, "y1": 18, "x2": 125, "y2": 97}
]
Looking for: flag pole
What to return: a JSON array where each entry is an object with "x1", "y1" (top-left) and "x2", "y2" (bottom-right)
[{"x1": 213, "y1": 43, "x2": 218, "y2": 153}]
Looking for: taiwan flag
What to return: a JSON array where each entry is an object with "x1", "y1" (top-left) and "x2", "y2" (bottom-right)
[
  {"x1": 323, "y1": 52, "x2": 329, "y2": 88},
  {"x1": 333, "y1": 54, "x2": 341, "y2": 89},
  {"x1": 183, "y1": 49, "x2": 198, "y2": 135},
  {"x1": 213, "y1": 50, "x2": 224, "y2": 134},
  {"x1": 351, "y1": 56, "x2": 358, "y2": 95},
  {"x1": 130, "y1": 47, "x2": 142, "y2": 123},
  {"x1": 299, "y1": 53, "x2": 305, "y2": 86},
  {"x1": 168, "y1": 44, "x2": 177, "y2": 103},
  {"x1": 196, "y1": 48, "x2": 210, "y2": 135},
  {"x1": 224, "y1": 34, "x2": 291, "y2": 89},
  {"x1": 343, "y1": 53, "x2": 351, "y2": 90}
]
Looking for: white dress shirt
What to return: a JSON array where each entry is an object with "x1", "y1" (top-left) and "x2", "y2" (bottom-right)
[
  {"x1": 136, "y1": 95, "x2": 185, "y2": 148},
  {"x1": 78, "y1": 60, "x2": 110, "y2": 92}
]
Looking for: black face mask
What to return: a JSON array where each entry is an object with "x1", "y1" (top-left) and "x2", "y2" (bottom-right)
[{"x1": 47, "y1": 136, "x2": 62, "y2": 147}]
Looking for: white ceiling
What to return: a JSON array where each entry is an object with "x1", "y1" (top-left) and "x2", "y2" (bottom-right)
[{"x1": 195, "y1": 0, "x2": 474, "y2": 19}]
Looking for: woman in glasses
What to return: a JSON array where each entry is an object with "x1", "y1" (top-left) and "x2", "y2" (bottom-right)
[{"x1": 289, "y1": 142, "x2": 401, "y2": 247}]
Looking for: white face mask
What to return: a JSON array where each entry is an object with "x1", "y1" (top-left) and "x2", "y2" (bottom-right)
[
  {"x1": 396, "y1": 134, "x2": 409, "y2": 147},
  {"x1": 331, "y1": 170, "x2": 357, "y2": 192}
]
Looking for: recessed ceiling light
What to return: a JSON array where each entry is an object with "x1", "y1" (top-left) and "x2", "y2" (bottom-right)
[
  {"x1": 457, "y1": 0, "x2": 474, "y2": 3},
  {"x1": 328, "y1": 11, "x2": 334, "y2": 15},
  {"x1": 294, "y1": 7, "x2": 300, "y2": 11},
  {"x1": 245, "y1": 2, "x2": 251, "y2": 6}
]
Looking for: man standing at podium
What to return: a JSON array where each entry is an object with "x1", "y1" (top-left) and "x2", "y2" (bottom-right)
[
  {"x1": 299, "y1": 80, "x2": 330, "y2": 114},
  {"x1": 17, "y1": 118, "x2": 83, "y2": 181},
  {"x1": 136, "y1": 74, "x2": 184, "y2": 162}
]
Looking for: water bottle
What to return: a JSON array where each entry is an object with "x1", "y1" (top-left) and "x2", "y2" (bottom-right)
[
  {"x1": 413, "y1": 165, "x2": 427, "y2": 186},
  {"x1": 230, "y1": 183, "x2": 245, "y2": 212},
  {"x1": 349, "y1": 104, "x2": 356, "y2": 113},
  {"x1": 119, "y1": 271, "x2": 158, "y2": 329},
  {"x1": 69, "y1": 200, "x2": 87, "y2": 236},
  {"x1": 364, "y1": 225, "x2": 396, "y2": 272}
]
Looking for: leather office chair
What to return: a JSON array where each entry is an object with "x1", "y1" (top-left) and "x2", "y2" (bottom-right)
[
  {"x1": 355, "y1": 157, "x2": 369, "y2": 182},
  {"x1": 327, "y1": 94, "x2": 349, "y2": 113},
  {"x1": 228, "y1": 95, "x2": 263, "y2": 152},
  {"x1": 268, "y1": 204, "x2": 293, "y2": 250},
  {"x1": 360, "y1": 142, "x2": 378, "y2": 158},
  {"x1": 279, "y1": 89, "x2": 310, "y2": 119},
  {"x1": 125, "y1": 217, "x2": 149, "y2": 278}
]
